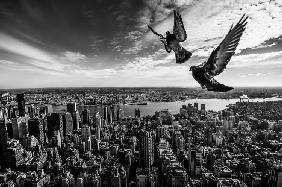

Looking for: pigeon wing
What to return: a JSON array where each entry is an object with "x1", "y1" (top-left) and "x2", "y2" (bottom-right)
[
  {"x1": 204, "y1": 14, "x2": 248, "y2": 76},
  {"x1": 206, "y1": 77, "x2": 234, "y2": 92},
  {"x1": 173, "y1": 10, "x2": 187, "y2": 42},
  {"x1": 148, "y1": 25, "x2": 165, "y2": 39}
]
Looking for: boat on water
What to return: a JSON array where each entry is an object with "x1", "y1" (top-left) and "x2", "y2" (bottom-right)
[{"x1": 127, "y1": 102, "x2": 148, "y2": 105}]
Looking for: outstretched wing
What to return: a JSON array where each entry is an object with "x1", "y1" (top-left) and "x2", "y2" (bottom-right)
[
  {"x1": 173, "y1": 10, "x2": 187, "y2": 42},
  {"x1": 206, "y1": 78, "x2": 234, "y2": 92},
  {"x1": 148, "y1": 25, "x2": 165, "y2": 39},
  {"x1": 204, "y1": 14, "x2": 248, "y2": 76}
]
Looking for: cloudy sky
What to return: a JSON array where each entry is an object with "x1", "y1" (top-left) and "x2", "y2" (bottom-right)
[{"x1": 0, "y1": 0, "x2": 282, "y2": 88}]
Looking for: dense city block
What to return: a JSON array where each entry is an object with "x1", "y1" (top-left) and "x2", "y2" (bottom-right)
[{"x1": 0, "y1": 90, "x2": 282, "y2": 187}]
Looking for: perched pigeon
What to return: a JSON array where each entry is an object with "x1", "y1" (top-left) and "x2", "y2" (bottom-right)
[
  {"x1": 190, "y1": 14, "x2": 248, "y2": 92},
  {"x1": 148, "y1": 10, "x2": 192, "y2": 64}
]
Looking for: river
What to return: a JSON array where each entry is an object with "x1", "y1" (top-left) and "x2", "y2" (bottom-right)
[{"x1": 53, "y1": 97, "x2": 282, "y2": 117}]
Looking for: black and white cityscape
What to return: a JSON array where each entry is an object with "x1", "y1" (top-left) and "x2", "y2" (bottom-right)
[
  {"x1": 1, "y1": 88, "x2": 282, "y2": 187},
  {"x1": 1, "y1": 0, "x2": 282, "y2": 187}
]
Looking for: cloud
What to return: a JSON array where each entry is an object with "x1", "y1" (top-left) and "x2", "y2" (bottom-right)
[
  {"x1": 230, "y1": 51, "x2": 282, "y2": 68},
  {"x1": 240, "y1": 72, "x2": 271, "y2": 78},
  {"x1": 61, "y1": 51, "x2": 87, "y2": 64}
]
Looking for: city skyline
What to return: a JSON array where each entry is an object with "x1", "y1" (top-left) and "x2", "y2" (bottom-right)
[{"x1": 0, "y1": 0, "x2": 282, "y2": 88}]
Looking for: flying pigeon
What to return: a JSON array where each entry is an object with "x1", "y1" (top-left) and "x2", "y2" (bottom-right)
[
  {"x1": 189, "y1": 14, "x2": 248, "y2": 92},
  {"x1": 148, "y1": 10, "x2": 192, "y2": 64}
]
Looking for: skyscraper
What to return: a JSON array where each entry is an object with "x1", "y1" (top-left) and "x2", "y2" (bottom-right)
[
  {"x1": 67, "y1": 103, "x2": 79, "y2": 130},
  {"x1": 67, "y1": 103, "x2": 77, "y2": 113},
  {"x1": 11, "y1": 118, "x2": 19, "y2": 139},
  {"x1": 63, "y1": 112, "x2": 73, "y2": 137},
  {"x1": 201, "y1": 104, "x2": 205, "y2": 114},
  {"x1": 28, "y1": 118, "x2": 44, "y2": 143},
  {"x1": 18, "y1": 117, "x2": 29, "y2": 140},
  {"x1": 194, "y1": 103, "x2": 199, "y2": 111},
  {"x1": 103, "y1": 106, "x2": 108, "y2": 125},
  {"x1": 140, "y1": 130, "x2": 155, "y2": 169},
  {"x1": 47, "y1": 113, "x2": 64, "y2": 141},
  {"x1": 0, "y1": 119, "x2": 7, "y2": 160},
  {"x1": 135, "y1": 108, "x2": 141, "y2": 118},
  {"x1": 17, "y1": 93, "x2": 25, "y2": 117},
  {"x1": 95, "y1": 113, "x2": 102, "y2": 140},
  {"x1": 81, "y1": 124, "x2": 91, "y2": 142},
  {"x1": 81, "y1": 109, "x2": 90, "y2": 125}
]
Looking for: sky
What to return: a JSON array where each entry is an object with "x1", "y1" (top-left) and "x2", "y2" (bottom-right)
[{"x1": 0, "y1": 0, "x2": 282, "y2": 88}]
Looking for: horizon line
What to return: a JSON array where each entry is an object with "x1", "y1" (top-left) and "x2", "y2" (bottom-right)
[{"x1": 1, "y1": 86, "x2": 282, "y2": 90}]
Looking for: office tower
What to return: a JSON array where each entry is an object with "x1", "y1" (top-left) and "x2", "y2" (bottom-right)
[
  {"x1": 11, "y1": 108, "x2": 16, "y2": 118},
  {"x1": 103, "y1": 106, "x2": 108, "y2": 125},
  {"x1": 72, "y1": 111, "x2": 80, "y2": 131},
  {"x1": 46, "y1": 104, "x2": 53, "y2": 114},
  {"x1": 17, "y1": 93, "x2": 25, "y2": 117},
  {"x1": 11, "y1": 118, "x2": 19, "y2": 139},
  {"x1": 140, "y1": 130, "x2": 155, "y2": 169},
  {"x1": 47, "y1": 113, "x2": 64, "y2": 141},
  {"x1": 111, "y1": 167, "x2": 121, "y2": 187},
  {"x1": 81, "y1": 109, "x2": 90, "y2": 125},
  {"x1": 63, "y1": 112, "x2": 73, "y2": 137},
  {"x1": 201, "y1": 104, "x2": 205, "y2": 113},
  {"x1": 195, "y1": 152, "x2": 202, "y2": 176},
  {"x1": 0, "y1": 119, "x2": 7, "y2": 159},
  {"x1": 228, "y1": 116, "x2": 235, "y2": 130},
  {"x1": 135, "y1": 108, "x2": 141, "y2": 118},
  {"x1": 189, "y1": 148, "x2": 196, "y2": 177},
  {"x1": 223, "y1": 118, "x2": 229, "y2": 131},
  {"x1": 6, "y1": 121, "x2": 13, "y2": 139},
  {"x1": 51, "y1": 130, "x2": 62, "y2": 148},
  {"x1": 81, "y1": 124, "x2": 91, "y2": 142},
  {"x1": 118, "y1": 109, "x2": 124, "y2": 121},
  {"x1": 194, "y1": 103, "x2": 199, "y2": 111},
  {"x1": 28, "y1": 118, "x2": 44, "y2": 143},
  {"x1": 67, "y1": 103, "x2": 77, "y2": 113},
  {"x1": 18, "y1": 117, "x2": 29, "y2": 139},
  {"x1": 111, "y1": 104, "x2": 119, "y2": 121},
  {"x1": 95, "y1": 113, "x2": 101, "y2": 140},
  {"x1": 67, "y1": 103, "x2": 79, "y2": 131},
  {"x1": 27, "y1": 104, "x2": 35, "y2": 118}
]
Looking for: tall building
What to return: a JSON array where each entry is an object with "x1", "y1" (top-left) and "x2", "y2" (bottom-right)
[
  {"x1": 111, "y1": 104, "x2": 120, "y2": 121},
  {"x1": 67, "y1": 103, "x2": 79, "y2": 130},
  {"x1": 135, "y1": 109, "x2": 141, "y2": 118},
  {"x1": 118, "y1": 109, "x2": 124, "y2": 121},
  {"x1": 81, "y1": 124, "x2": 91, "y2": 142},
  {"x1": 201, "y1": 104, "x2": 205, "y2": 113},
  {"x1": 0, "y1": 119, "x2": 7, "y2": 159},
  {"x1": 11, "y1": 118, "x2": 19, "y2": 139},
  {"x1": 95, "y1": 113, "x2": 102, "y2": 140},
  {"x1": 18, "y1": 117, "x2": 29, "y2": 140},
  {"x1": 6, "y1": 121, "x2": 13, "y2": 139},
  {"x1": 194, "y1": 103, "x2": 199, "y2": 111},
  {"x1": 72, "y1": 111, "x2": 80, "y2": 131},
  {"x1": 17, "y1": 93, "x2": 25, "y2": 117},
  {"x1": 63, "y1": 112, "x2": 73, "y2": 136},
  {"x1": 47, "y1": 113, "x2": 64, "y2": 141},
  {"x1": 81, "y1": 109, "x2": 90, "y2": 125},
  {"x1": 67, "y1": 103, "x2": 77, "y2": 113},
  {"x1": 103, "y1": 106, "x2": 108, "y2": 125},
  {"x1": 28, "y1": 118, "x2": 44, "y2": 143},
  {"x1": 27, "y1": 104, "x2": 35, "y2": 118},
  {"x1": 189, "y1": 148, "x2": 196, "y2": 177},
  {"x1": 140, "y1": 130, "x2": 155, "y2": 169}
]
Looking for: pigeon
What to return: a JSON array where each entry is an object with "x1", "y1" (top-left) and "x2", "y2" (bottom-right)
[
  {"x1": 148, "y1": 10, "x2": 192, "y2": 64},
  {"x1": 190, "y1": 14, "x2": 248, "y2": 92}
]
